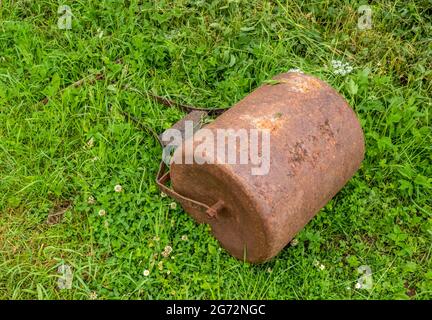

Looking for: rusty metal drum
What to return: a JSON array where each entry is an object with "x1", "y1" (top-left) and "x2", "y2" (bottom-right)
[{"x1": 158, "y1": 72, "x2": 365, "y2": 263}]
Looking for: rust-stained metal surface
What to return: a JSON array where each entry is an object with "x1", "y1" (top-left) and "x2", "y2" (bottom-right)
[{"x1": 165, "y1": 72, "x2": 365, "y2": 263}]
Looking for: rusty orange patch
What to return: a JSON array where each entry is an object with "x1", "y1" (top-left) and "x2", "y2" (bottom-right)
[
  {"x1": 279, "y1": 76, "x2": 322, "y2": 93},
  {"x1": 253, "y1": 117, "x2": 284, "y2": 132}
]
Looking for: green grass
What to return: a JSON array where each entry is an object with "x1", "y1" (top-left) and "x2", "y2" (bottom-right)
[{"x1": 0, "y1": 0, "x2": 431, "y2": 299}]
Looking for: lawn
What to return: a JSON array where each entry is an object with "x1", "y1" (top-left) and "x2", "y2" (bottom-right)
[{"x1": 0, "y1": 0, "x2": 431, "y2": 299}]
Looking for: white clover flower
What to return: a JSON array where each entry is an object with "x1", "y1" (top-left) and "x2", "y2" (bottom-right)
[
  {"x1": 87, "y1": 196, "x2": 96, "y2": 205},
  {"x1": 181, "y1": 235, "x2": 188, "y2": 241},
  {"x1": 162, "y1": 245, "x2": 173, "y2": 258},
  {"x1": 143, "y1": 269, "x2": 150, "y2": 276},
  {"x1": 290, "y1": 239, "x2": 299, "y2": 246},
  {"x1": 160, "y1": 192, "x2": 167, "y2": 198},
  {"x1": 319, "y1": 264, "x2": 325, "y2": 271},
  {"x1": 89, "y1": 291, "x2": 98, "y2": 300},
  {"x1": 170, "y1": 202, "x2": 177, "y2": 210},
  {"x1": 355, "y1": 282, "x2": 362, "y2": 289},
  {"x1": 114, "y1": 184, "x2": 123, "y2": 193},
  {"x1": 86, "y1": 137, "x2": 95, "y2": 148},
  {"x1": 98, "y1": 209, "x2": 106, "y2": 216}
]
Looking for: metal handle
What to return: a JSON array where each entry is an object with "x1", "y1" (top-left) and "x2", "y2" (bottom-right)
[{"x1": 156, "y1": 161, "x2": 224, "y2": 219}]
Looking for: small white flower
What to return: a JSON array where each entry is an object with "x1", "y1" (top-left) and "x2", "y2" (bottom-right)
[
  {"x1": 288, "y1": 68, "x2": 302, "y2": 73},
  {"x1": 98, "y1": 209, "x2": 106, "y2": 217},
  {"x1": 87, "y1": 196, "x2": 96, "y2": 205},
  {"x1": 114, "y1": 184, "x2": 123, "y2": 193},
  {"x1": 181, "y1": 235, "x2": 188, "y2": 241},
  {"x1": 160, "y1": 192, "x2": 167, "y2": 198},
  {"x1": 313, "y1": 260, "x2": 325, "y2": 270},
  {"x1": 290, "y1": 239, "x2": 299, "y2": 246},
  {"x1": 331, "y1": 59, "x2": 353, "y2": 76},
  {"x1": 162, "y1": 245, "x2": 173, "y2": 258},
  {"x1": 355, "y1": 282, "x2": 362, "y2": 289},
  {"x1": 86, "y1": 137, "x2": 95, "y2": 148},
  {"x1": 170, "y1": 202, "x2": 177, "y2": 210},
  {"x1": 89, "y1": 291, "x2": 98, "y2": 300},
  {"x1": 143, "y1": 269, "x2": 150, "y2": 276}
]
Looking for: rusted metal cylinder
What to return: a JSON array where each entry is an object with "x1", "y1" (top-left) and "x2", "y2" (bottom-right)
[{"x1": 167, "y1": 72, "x2": 365, "y2": 263}]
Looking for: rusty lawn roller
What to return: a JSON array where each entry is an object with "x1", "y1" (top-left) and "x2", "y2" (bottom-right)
[{"x1": 157, "y1": 72, "x2": 365, "y2": 263}]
